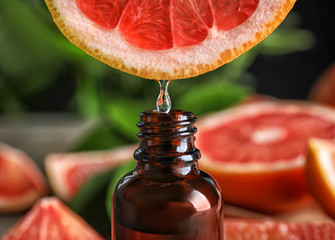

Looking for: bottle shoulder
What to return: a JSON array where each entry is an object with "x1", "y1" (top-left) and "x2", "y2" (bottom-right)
[
  {"x1": 114, "y1": 168, "x2": 222, "y2": 209},
  {"x1": 113, "y1": 168, "x2": 223, "y2": 233}
]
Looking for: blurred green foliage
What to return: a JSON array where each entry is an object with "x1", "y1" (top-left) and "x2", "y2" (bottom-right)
[{"x1": 0, "y1": 0, "x2": 317, "y2": 238}]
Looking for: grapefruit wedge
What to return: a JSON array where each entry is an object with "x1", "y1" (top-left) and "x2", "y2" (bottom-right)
[
  {"x1": 45, "y1": 0, "x2": 296, "y2": 79},
  {"x1": 224, "y1": 219, "x2": 335, "y2": 239},
  {"x1": 2, "y1": 197, "x2": 104, "y2": 240},
  {"x1": 0, "y1": 144, "x2": 48, "y2": 213},
  {"x1": 45, "y1": 145, "x2": 135, "y2": 201},
  {"x1": 197, "y1": 101, "x2": 335, "y2": 213},
  {"x1": 306, "y1": 138, "x2": 335, "y2": 219}
]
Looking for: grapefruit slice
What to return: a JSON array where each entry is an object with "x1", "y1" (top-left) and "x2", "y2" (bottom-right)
[
  {"x1": 45, "y1": 0, "x2": 296, "y2": 79},
  {"x1": 2, "y1": 197, "x2": 104, "y2": 240},
  {"x1": 197, "y1": 101, "x2": 335, "y2": 213},
  {"x1": 45, "y1": 145, "x2": 135, "y2": 201},
  {"x1": 309, "y1": 62, "x2": 335, "y2": 107},
  {"x1": 306, "y1": 138, "x2": 335, "y2": 219},
  {"x1": 224, "y1": 219, "x2": 335, "y2": 239},
  {"x1": 0, "y1": 144, "x2": 48, "y2": 213}
]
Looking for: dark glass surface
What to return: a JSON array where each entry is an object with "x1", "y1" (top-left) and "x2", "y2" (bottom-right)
[{"x1": 112, "y1": 110, "x2": 223, "y2": 240}]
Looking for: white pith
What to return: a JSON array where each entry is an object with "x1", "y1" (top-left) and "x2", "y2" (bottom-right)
[
  {"x1": 45, "y1": 145, "x2": 135, "y2": 201},
  {"x1": 50, "y1": 0, "x2": 285, "y2": 77},
  {"x1": 251, "y1": 127, "x2": 286, "y2": 144},
  {"x1": 197, "y1": 101, "x2": 335, "y2": 173}
]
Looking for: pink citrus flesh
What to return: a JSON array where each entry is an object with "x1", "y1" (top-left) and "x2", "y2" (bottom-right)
[
  {"x1": 2, "y1": 197, "x2": 104, "y2": 240},
  {"x1": 0, "y1": 144, "x2": 48, "y2": 213},
  {"x1": 197, "y1": 101, "x2": 335, "y2": 212},
  {"x1": 45, "y1": 145, "x2": 135, "y2": 201},
  {"x1": 74, "y1": 0, "x2": 259, "y2": 50}
]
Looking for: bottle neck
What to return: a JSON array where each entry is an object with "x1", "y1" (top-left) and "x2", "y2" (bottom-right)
[{"x1": 134, "y1": 110, "x2": 201, "y2": 164}]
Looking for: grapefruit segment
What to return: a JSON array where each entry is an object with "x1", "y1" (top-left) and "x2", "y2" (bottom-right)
[
  {"x1": 306, "y1": 138, "x2": 335, "y2": 219},
  {"x1": 75, "y1": 0, "x2": 129, "y2": 29},
  {"x1": 2, "y1": 197, "x2": 104, "y2": 240},
  {"x1": 224, "y1": 219, "x2": 335, "y2": 239},
  {"x1": 45, "y1": 145, "x2": 135, "y2": 201},
  {"x1": 211, "y1": 0, "x2": 259, "y2": 31},
  {"x1": 0, "y1": 144, "x2": 48, "y2": 213},
  {"x1": 170, "y1": 0, "x2": 211, "y2": 47},
  {"x1": 119, "y1": 0, "x2": 173, "y2": 50},
  {"x1": 197, "y1": 101, "x2": 335, "y2": 212},
  {"x1": 45, "y1": 0, "x2": 296, "y2": 79}
]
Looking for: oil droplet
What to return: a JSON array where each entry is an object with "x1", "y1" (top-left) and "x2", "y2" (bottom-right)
[{"x1": 156, "y1": 80, "x2": 171, "y2": 113}]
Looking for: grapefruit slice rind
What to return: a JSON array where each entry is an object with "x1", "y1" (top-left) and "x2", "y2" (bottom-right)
[
  {"x1": 306, "y1": 138, "x2": 335, "y2": 219},
  {"x1": 45, "y1": 0, "x2": 296, "y2": 79},
  {"x1": 0, "y1": 144, "x2": 48, "y2": 213},
  {"x1": 45, "y1": 145, "x2": 135, "y2": 201}
]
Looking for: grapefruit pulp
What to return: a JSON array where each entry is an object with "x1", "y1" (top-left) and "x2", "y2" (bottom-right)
[
  {"x1": 2, "y1": 197, "x2": 104, "y2": 240},
  {"x1": 197, "y1": 101, "x2": 335, "y2": 212},
  {"x1": 45, "y1": 145, "x2": 135, "y2": 201},
  {"x1": 0, "y1": 144, "x2": 48, "y2": 213},
  {"x1": 224, "y1": 219, "x2": 335, "y2": 239},
  {"x1": 45, "y1": 0, "x2": 296, "y2": 79},
  {"x1": 306, "y1": 138, "x2": 335, "y2": 219}
]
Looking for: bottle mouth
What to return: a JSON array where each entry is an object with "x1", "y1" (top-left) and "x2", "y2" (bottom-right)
[
  {"x1": 137, "y1": 110, "x2": 197, "y2": 139},
  {"x1": 135, "y1": 109, "x2": 200, "y2": 163}
]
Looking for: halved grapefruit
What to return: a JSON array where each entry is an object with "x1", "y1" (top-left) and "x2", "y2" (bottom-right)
[
  {"x1": 0, "y1": 144, "x2": 48, "y2": 213},
  {"x1": 306, "y1": 138, "x2": 335, "y2": 219},
  {"x1": 2, "y1": 197, "x2": 104, "y2": 240},
  {"x1": 224, "y1": 219, "x2": 335, "y2": 239},
  {"x1": 197, "y1": 101, "x2": 335, "y2": 213},
  {"x1": 309, "y1": 62, "x2": 335, "y2": 107},
  {"x1": 45, "y1": 145, "x2": 135, "y2": 201},
  {"x1": 45, "y1": 0, "x2": 296, "y2": 79}
]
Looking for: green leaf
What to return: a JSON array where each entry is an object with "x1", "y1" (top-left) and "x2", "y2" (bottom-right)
[
  {"x1": 176, "y1": 81, "x2": 252, "y2": 116},
  {"x1": 259, "y1": 28, "x2": 316, "y2": 55},
  {"x1": 221, "y1": 51, "x2": 258, "y2": 80},
  {"x1": 106, "y1": 161, "x2": 136, "y2": 219},
  {"x1": 105, "y1": 100, "x2": 146, "y2": 142},
  {"x1": 70, "y1": 122, "x2": 129, "y2": 152},
  {"x1": 69, "y1": 169, "x2": 115, "y2": 237},
  {"x1": 70, "y1": 169, "x2": 115, "y2": 212}
]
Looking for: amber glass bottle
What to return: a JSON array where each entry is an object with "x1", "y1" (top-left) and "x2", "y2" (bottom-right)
[{"x1": 112, "y1": 110, "x2": 223, "y2": 240}]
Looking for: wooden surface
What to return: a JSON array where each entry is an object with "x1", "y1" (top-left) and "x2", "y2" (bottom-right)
[{"x1": 225, "y1": 197, "x2": 334, "y2": 223}]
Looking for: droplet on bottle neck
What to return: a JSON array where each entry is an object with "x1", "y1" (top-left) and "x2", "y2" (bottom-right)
[{"x1": 156, "y1": 80, "x2": 171, "y2": 113}]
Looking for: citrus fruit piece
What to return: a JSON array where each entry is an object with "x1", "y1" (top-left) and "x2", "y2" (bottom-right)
[
  {"x1": 45, "y1": 145, "x2": 135, "y2": 201},
  {"x1": 309, "y1": 62, "x2": 335, "y2": 107},
  {"x1": 2, "y1": 197, "x2": 104, "y2": 240},
  {"x1": 197, "y1": 101, "x2": 335, "y2": 213},
  {"x1": 306, "y1": 138, "x2": 335, "y2": 219},
  {"x1": 224, "y1": 219, "x2": 335, "y2": 239},
  {"x1": 0, "y1": 143, "x2": 48, "y2": 213},
  {"x1": 45, "y1": 0, "x2": 296, "y2": 80}
]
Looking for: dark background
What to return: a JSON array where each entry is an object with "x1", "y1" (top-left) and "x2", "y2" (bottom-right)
[{"x1": 251, "y1": 0, "x2": 334, "y2": 99}]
